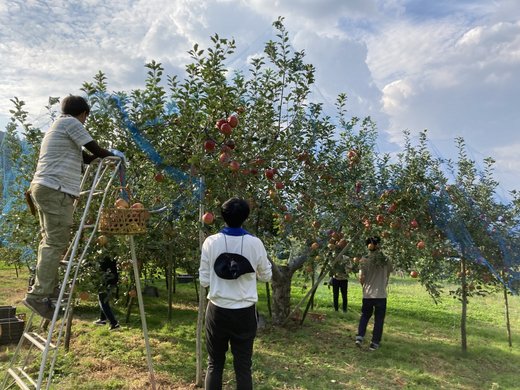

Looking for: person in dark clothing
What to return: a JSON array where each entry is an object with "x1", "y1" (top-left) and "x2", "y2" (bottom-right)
[
  {"x1": 93, "y1": 255, "x2": 120, "y2": 330},
  {"x1": 329, "y1": 255, "x2": 352, "y2": 312}
]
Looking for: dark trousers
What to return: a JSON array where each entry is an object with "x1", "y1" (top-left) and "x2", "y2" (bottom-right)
[
  {"x1": 205, "y1": 302, "x2": 257, "y2": 390},
  {"x1": 332, "y1": 278, "x2": 348, "y2": 312},
  {"x1": 98, "y1": 288, "x2": 118, "y2": 327},
  {"x1": 357, "y1": 298, "x2": 387, "y2": 345}
]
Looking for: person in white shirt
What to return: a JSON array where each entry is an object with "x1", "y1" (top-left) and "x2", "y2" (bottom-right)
[
  {"x1": 199, "y1": 198, "x2": 272, "y2": 390},
  {"x1": 23, "y1": 95, "x2": 114, "y2": 320}
]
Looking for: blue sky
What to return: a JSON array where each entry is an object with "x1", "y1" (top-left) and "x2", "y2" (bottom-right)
[{"x1": 0, "y1": 0, "x2": 519, "y2": 200}]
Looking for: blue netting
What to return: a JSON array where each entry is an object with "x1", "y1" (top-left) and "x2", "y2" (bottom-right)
[
  {"x1": 107, "y1": 94, "x2": 204, "y2": 211},
  {"x1": 0, "y1": 135, "x2": 36, "y2": 261},
  {"x1": 429, "y1": 187, "x2": 520, "y2": 293}
]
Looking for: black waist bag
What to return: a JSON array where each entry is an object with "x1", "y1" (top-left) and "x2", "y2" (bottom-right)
[{"x1": 214, "y1": 253, "x2": 255, "y2": 280}]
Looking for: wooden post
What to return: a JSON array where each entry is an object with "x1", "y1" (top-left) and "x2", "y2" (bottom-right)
[
  {"x1": 129, "y1": 235, "x2": 156, "y2": 390},
  {"x1": 195, "y1": 178, "x2": 206, "y2": 387}
]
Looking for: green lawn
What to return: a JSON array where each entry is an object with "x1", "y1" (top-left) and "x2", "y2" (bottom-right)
[{"x1": 1, "y1": 263, "x2": 519, "y2": 389}]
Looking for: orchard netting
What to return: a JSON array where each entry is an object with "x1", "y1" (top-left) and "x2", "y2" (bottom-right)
[
  {"x1": 1, "y1": 93, "x2": 519, "y2": 293},
  {"x1": 0, "y1": 134, "x2": 35, "y2": 263}
]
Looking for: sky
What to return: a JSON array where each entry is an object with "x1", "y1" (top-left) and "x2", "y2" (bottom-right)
[{"x1": 1, "y1": 0, "x2": 519, "y2": 201}]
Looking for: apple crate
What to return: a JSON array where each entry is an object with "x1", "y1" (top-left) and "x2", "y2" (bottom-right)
[
  {"x1": 0, "y1": 317, "x2": 25, "y2": 345},
  {"x1": 0, "y1": 305, "x2": 16, "y2": 319},
  {"x1": 98, "y1": 208, "x2": 150, "y2": 235}
]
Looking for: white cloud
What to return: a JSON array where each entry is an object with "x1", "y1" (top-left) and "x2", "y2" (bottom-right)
[{"x1": 0, "y1": 0, "x2": 519, "y2": 195}]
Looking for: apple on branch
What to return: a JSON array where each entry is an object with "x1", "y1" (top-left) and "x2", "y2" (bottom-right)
[
  {"x1": 275, "y1": 181, "x2": 285, "y2": 190},
  {"x1": 219, "y1": 122, "x2": 232, "y2": 136},
  {"x1": 215, "y1": 118, "x2": 226, "y2": 129},
  {"x1": 265, "y1": 168, "x2": 275, "y2": 180},
  {"x1": 229, "y1": 160, "x2": 240, "y2": 172},
  {"x1": 202, "y1": 212, "x2": 215, "y2": 225},
  {"x1": 227, "y1": 115, "x2": 239, "y2": 128},
  {"x1": 204, "y1": 139, "x2": 216, "y2": 152},
  {"x1": 219, "y1": 152, "x2": 230, "y2": 164}
]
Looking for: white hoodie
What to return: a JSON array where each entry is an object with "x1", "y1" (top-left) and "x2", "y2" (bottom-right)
[{"x1": 199, "y1": 233, "x2": 272, "y2": 309}]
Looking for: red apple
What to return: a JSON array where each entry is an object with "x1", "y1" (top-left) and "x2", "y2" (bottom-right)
[
  {"x1": 227, "y1": 115, "x2": 238, "y2": 128},
  {"x1": 265, "y1": 169, "x2": 275, "y2": 180},
  {"x1": 219, "y1": 122, "x2": 232, "y2": 136},
  {"x1": 388, "y1": 203, "x2": 397, "y2": 213},
  {"x1": 337, "y1": 239, "x2": 347, "y2": 248},
  {"x1": 219, "y1": 152, "x2": 230, "y2": 164},
  {"x1": 202, "y1": 212, "x2": 214, "y2": 225},
  {"x1": 114, "y1": 198, "x2": 129, "y2": 209},
  {"x1": 229, "y1": 160, "x2": 240, "y2": 172},
  {"x1": 275, "y1": 181, "x2": 285, "y2": 190},
  {"x1": 311, "y1": 242, "x2": 320, "y2": 251},
  {"x1": 204, "y1": 139, "x2": 216, "y2": 152},
  {"x1": 410, "y1": 219, "x2": 419, "y2": 229},
  {"x1": 215, "y1": 118, "x2": 226, "y2": 129},
  {"x1": 312, "y1": 221, "x2": 321, "y2": 229},
  {"x1": 347, "y1": 149, "x2": 358, "y2": 160},
  {"x1": 130, "y1": 202, "x2": 144, "y2": 209},
  {"x1": 283, "y1": 213, "x2": 292, "y2": 222},
  {"x1": 416, "y1": 240, "x2": 425, "y2": 250},
  {"x1": 410, "y1": 270, "x2": 419, "y2": 278},
  {"x1": 154, "y1": 172, "x2": 165, "y2": 182},
  {"x1": 376, "y1": 214, "x2": 384, "y2": 225}
]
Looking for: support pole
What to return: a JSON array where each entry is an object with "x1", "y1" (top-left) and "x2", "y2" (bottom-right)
[{"x1": 129, "y1": 235, "x2": 156, "y2": 390}]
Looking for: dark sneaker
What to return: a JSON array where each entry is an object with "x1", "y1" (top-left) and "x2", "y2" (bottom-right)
[
  {"x1": 23, "y1": 296, "x2": 54, "y2": 320},
  {"x1": 93, "y1": 319, "x2": 107, "y2": 326},
  {"x1": 369, "y1": 342, "x2": 379, "y2": 351},
  {"x1": 355, "y1": 336, "x2": 363, "y2": 348},
  {"x1": 109, "y1": 323, "x2": 120, "y2": 331}
]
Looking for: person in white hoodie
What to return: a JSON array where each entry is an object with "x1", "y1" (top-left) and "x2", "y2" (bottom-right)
[{"x1": 199, "y1": 197, "x2": 272, "y2": 390}]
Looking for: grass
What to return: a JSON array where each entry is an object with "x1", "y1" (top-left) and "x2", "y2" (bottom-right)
[{"x1": 1, "y1": 262, "x2": 519, "y2": 389}]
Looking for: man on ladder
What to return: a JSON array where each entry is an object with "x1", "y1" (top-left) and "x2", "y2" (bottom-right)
[{"x1": 23, "y1": 95, "x2": 117, "y2": 320}]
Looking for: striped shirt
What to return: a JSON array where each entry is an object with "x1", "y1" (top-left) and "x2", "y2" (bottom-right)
[{"x1": 31, "y1": 115, "x2": 93, "y2": 197}]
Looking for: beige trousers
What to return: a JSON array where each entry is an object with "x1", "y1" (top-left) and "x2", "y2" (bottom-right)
[{"x1": 27, "y1": 183, "x2": 74, "y2": 297}]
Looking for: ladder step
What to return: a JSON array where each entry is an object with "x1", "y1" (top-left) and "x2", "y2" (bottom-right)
[
  {"x1": 59, "y1": 260, "x2": 78, "y2": 268},
  {"x1": 7, "y1": 367, "x2": 35, "y2": 390},
  {"x1": 23, "y1": 331, "x2": 56, "y2": 352},
  {"x1": 78, "y1": 190, "x2": 105, "y2": 197}
]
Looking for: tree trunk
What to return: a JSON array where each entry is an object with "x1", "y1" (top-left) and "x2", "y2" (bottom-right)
[
  {"x1": 270, "y1": 265, "x2": 293, "y2": 325},
  {"x1": 460, "y1": 257, "x2": 468, "y2": 353}
]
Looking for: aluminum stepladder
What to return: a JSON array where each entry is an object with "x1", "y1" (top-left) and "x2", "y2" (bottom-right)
[{"x1": 2, "y1": 156, "x2": 156, "y2": 389}]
